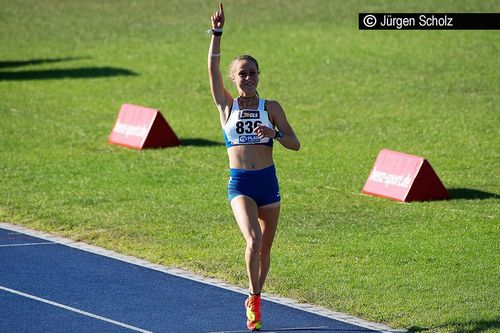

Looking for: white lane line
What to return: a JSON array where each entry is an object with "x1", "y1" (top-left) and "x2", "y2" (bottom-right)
[
  {"x1": 0, "y1": 242, "x2": 55, "y2": 248},
  {"x1": 0, "y1": 285, "x2": 153, "y2": 333}
]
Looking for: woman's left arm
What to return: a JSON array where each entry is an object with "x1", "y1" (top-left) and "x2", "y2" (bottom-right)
[{"x1": 268, "y1": 100, "x2": 300, "y2": 151}]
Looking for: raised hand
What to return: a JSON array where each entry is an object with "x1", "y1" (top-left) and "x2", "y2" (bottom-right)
[{"x1": 211, "y1": 2, "x2": 225, "y2": 29}]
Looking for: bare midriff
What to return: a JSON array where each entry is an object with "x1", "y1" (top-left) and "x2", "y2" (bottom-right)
[{"x1": 227, "y1": 145, "x2": 274, "y2": 170}]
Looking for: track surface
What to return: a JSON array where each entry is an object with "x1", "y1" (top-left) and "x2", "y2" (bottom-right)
[{"x1": 0, "y1": 225, "x2": 396, "y2": 333}]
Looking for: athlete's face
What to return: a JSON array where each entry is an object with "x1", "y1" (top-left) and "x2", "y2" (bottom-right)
[{"x1": 232, "y1": 60, "x2": 259, "y2": 96}]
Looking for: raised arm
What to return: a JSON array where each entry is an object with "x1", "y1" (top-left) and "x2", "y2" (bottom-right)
[{"x1": 208, "y1": 3, "x2": 232, "y2": 126}]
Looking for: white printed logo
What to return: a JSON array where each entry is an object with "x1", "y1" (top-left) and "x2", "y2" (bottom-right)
[
  {"x1": 368, "y1": 167, "x2": 412, "y2": 188},
  {"x1": 113, "y1": 121, "x2": 148, "y2": 138}
]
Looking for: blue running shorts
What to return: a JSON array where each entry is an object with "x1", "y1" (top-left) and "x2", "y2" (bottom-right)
[{"x1": 228, "y1": 165, "x2": 280, "y2": 207}]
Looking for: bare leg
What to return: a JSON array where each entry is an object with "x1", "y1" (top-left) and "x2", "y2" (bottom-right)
[
  {"x1": 258, "y1": 202, "x2": 280, "y2": 291},
  {"x1": 231, "y1": 195, "x2": 262, "y2": 294}
]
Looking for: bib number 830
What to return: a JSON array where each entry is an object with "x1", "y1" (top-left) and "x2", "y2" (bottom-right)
[{"x1": 236, "y1": 120, "x2": 262, "y2": 134}]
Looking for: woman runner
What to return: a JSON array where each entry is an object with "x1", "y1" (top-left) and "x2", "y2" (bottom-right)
[{"x1": 208, "y1": 3, "x2": 300, "y2": 331}]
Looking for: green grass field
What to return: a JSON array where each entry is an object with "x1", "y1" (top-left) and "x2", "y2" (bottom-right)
[{"x1": 1, "y1": 1, "x2": 499, "y2": 332}]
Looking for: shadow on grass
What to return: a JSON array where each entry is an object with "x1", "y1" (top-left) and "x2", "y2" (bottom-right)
[
  {"x1": 434, "y1": 318, "x2": 500, "y2": 333},
  {"x1": 180, "y1": 138, "x2": 224, "y2": 147},
  {"x1": 0, "y1": 67, "x2": 137, "y2": 81},
  {"x1": 0, "y1": 57, "x2": 137, "y2": 81},
  {"x1": 0, "y1": 57, "x2": 88, "y2": 69},
  {"x1": 448, "y1": 188, "x2": 499, "y2": 200}
]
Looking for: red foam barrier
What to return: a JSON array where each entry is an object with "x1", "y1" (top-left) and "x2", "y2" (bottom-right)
[
  {"x1": 362, "y1": 149, "x2": 449, "y2": 202},
  {"x1": 108, "y1": 104, "x2": 181, "y2": 149}
]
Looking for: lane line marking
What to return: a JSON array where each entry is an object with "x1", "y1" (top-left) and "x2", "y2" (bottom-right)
[
  {"x1": 0, "y1": 285, "x2": 153, "y2": 333},
  {"x1": 0, "y1": 242, "x2": 55, "y2": 248}
]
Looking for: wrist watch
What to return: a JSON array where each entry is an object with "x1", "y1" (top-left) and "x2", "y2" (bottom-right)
[{"x1": 274, "y1": 130, "x2": 284, "y2": 141}]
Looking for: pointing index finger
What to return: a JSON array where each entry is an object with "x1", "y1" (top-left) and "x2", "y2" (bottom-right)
[{"x1": 219, "y1": 2, "x2": 224, "y2": 14}]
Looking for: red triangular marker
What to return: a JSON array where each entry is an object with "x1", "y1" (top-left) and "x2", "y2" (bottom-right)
[
  {"x1": 108, "y1": 104, "x2": 181, "y2": 149},
  {"x1": 404, "y1": 159, "x2": 449, "y2": 201},
  {"x1": 362, "y1": 149, "x2": 449, "y2": 202}
]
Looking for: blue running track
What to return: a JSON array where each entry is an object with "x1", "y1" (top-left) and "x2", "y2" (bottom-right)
[{"x1": 0, "y1": 224, "x2": 399, "y2": 333}]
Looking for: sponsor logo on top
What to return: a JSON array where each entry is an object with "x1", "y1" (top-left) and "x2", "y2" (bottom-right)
[
  {"x1": 238, "y1": 135, "x2": 260, "y2": 144},
  {"x1": 239, "y1": 110, "x2": 260, "y2": 119}
]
